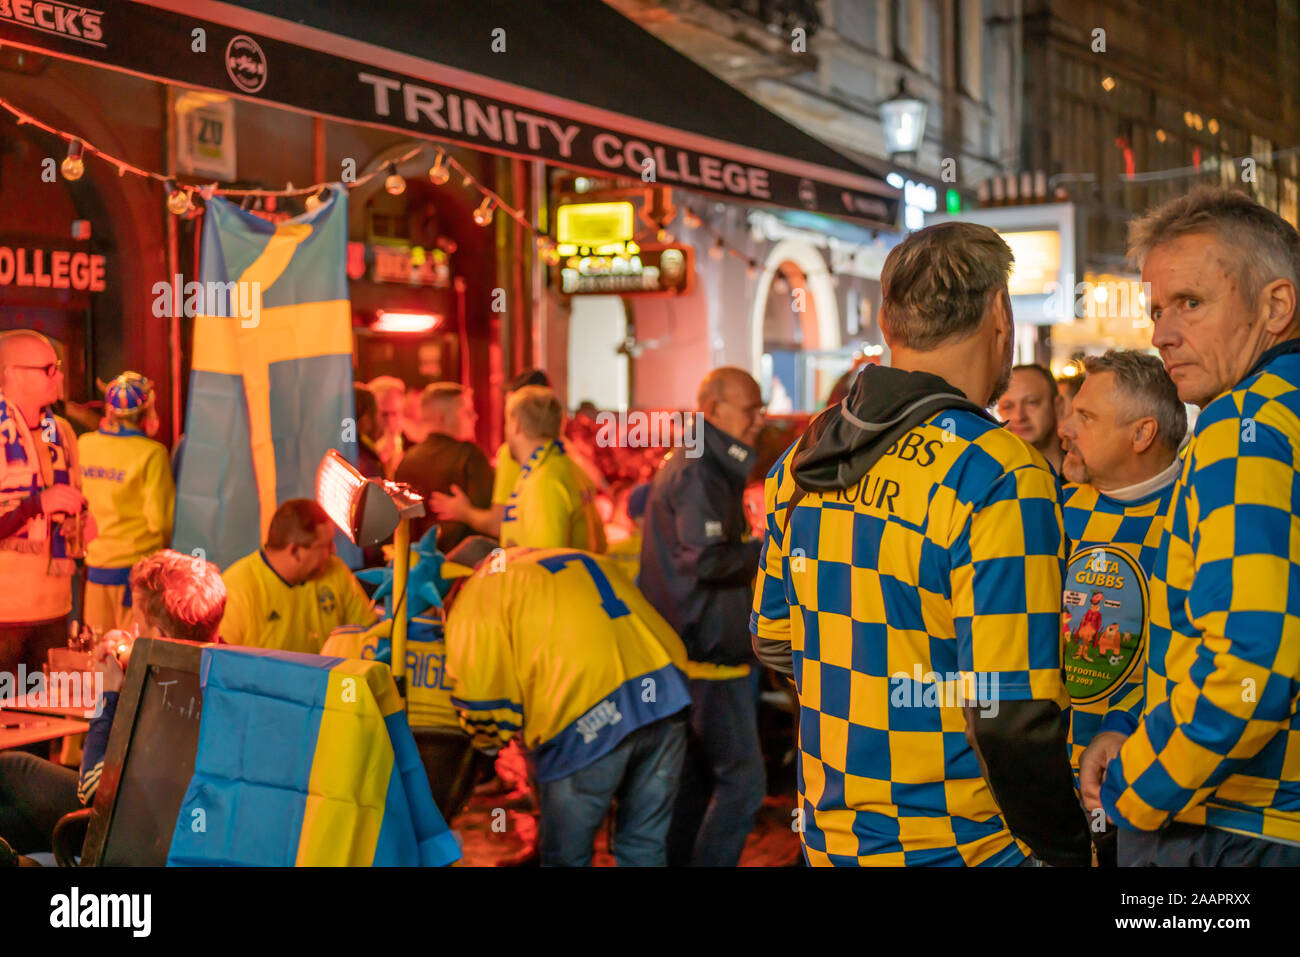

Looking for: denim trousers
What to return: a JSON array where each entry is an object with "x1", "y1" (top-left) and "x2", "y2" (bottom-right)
[
  {"x1": 536, "y1": 714, "x2": 687, "y2": 867},
  {"x1": 667, "y1": 675, "x2": 767, "y2": 866},
  {"x1": 1119, "y1": 822, "x2": 1300, "y2": 866},
  {"x1": 0, "y1": 751, "x2": 80, "y2": 854}
]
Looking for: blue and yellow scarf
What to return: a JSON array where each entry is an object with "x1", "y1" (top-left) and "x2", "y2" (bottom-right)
[{"x1": 0, "y1": 390, "x2": 75, "y2": 569}]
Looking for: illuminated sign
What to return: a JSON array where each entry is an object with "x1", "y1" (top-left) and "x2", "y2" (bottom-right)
[
  {"x1": 1001, "y1": 230, "x2": 1062, "y2": 297},
  {"x1": 559, "y1": 243, "x2": 693, "y2": 297},
  {"x1": 0, "y1": 244, "x2": 106, "y2": 292},
  {"x1": 556, "y1": 202, "x2": 635, "y2": 245}
]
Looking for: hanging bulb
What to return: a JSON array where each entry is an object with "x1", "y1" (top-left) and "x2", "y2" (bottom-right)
[
  {"x1": 683, "y1": 208, "x2": 702, "y2": 230},
  {"x1": 473, "y1": 197, "x2": 495, "y2": 227},
  {"x1": 428, "y1": 152, "x2": 450, "y2": 185},
  {"x1": 61, "y1": 140, "x2": 84, "y2": 181},
  {"x1": 165, "y1": 180, "x2": 192, "y2": 216},
  {"x1": 709, "y1": 238, "x2": 725, "y2": 261},
  {"x1": 305, "y1": 189, "x2": 325, "y2": 212},
  {"x1": 657, "y1": 229, "x2": 674, "y2": 243},
  {"x1": 745, "y1": 260, "x2": 758, "y2": 280},
  {"x1": 384, "y1": 162, "x2": 406, "y2": 196}
]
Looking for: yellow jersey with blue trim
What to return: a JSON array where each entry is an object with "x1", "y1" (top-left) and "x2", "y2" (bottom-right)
[
  {"x1": 77, "y1": 427, "x2": 174, "y2": 570},
  {"x1": 752, "y1": 410, "x2": 1068, "y2": 866},
  {"x1": 491, "y1": 441, "x2": 519, "y2": 506},
  {"x1": 499, "y1": 439, "x2": 606, "y2": 553},
  {"x1": 220, "y1": 551, "x2": 377, "y2": 654},
  {"x1": 1102, "y1": 345, "x2": 1300, "y2": 844},
  {"x1": 1060, "y1": 480, "x2": 1174, "y2": 768},
  {"x1": 322, "y1": 615, "x2": 460, "y2": 731},
  {"x1": 443, "y1": 547, "x2": 690, "y2": 782}
]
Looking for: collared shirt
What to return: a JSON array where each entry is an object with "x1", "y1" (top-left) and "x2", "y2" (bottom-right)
[
  {"x1": 499, "y1": 439, "x2": 605, "y2": 553},
  {"x1": 752, "y1": 409, "x2": 1067, "y2": 866},
  {"x1": 444, "y1": 547, "x2": 690, "y2": 781},
  {"x1": 220, "y1": 550, "x2": 376, "y2": 654},
  {"x1": 1102, "y1": 345, "x2": 1300, "y2": 844}
]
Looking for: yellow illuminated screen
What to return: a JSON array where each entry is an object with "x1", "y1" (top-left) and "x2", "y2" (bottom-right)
[
  {"x1": 1001, "y1": 230, "x2": 1061, "y2": 296},
  {"x1": 556, "y1": 202, "x2": 635, "y2": 245}
]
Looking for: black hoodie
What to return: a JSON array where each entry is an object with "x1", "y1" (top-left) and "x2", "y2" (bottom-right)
[{"x1": 754, "y1": 364, "x2": 1091, "y2": 867}]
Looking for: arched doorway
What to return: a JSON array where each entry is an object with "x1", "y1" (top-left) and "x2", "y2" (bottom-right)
[{"x1": 749, "y1": 239, "x2": 841, "y2": 412}]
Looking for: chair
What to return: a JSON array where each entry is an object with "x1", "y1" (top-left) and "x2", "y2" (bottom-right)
[
  {"x1": 52, "y1": 807, "x2": 94, "y2": 867},
  {"x1": 411, "y1": 727, "x2": 493, "y2": 822}
]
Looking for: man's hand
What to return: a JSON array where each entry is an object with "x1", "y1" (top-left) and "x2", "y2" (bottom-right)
[
  {"x1": 1080, "y1": 730, "x2": 1127, "y2": 813},
  {"x1": 95, "y1": 633, "x2": 130, "y2": 694},
  {"x1": 40, "y1": 484, "x2": 85, "y2": 516},
  {"x1": 429, "y1": 484, "x2": 472, "y2": 523}
]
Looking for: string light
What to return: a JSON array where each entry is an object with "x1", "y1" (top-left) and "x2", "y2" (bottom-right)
[
  {"x1": 709, "y1": 238, "x2": 725, "y2": 260},
  {"x1": 473, "y1": 197, "x2": 495, "y2": 227},
  {"x1": 745, "y1": 260, "x2": 758, "y2": 279},
  {"x1": 165, "y1": 180, "x2": 192, "y2": 216},
  {"x1": 61, "y1": 139, "x2": 84, "y2": 181},
  {"x1": 384, "y1": 162, "x2": 406, "y2": 196},
  {"x1": 683, "y1": 207, "x2": 702, "y2": 230},
  {"x1": 305, "y1": 189, "x2": 325, "y2": 212},
  {"x1": 428, "y1": 151, "x2": 450, "y2": 185}
]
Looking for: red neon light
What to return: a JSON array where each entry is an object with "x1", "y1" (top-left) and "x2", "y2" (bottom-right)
[{"x1": 373, "y1": 311, "x2": 441, "y2": 333}]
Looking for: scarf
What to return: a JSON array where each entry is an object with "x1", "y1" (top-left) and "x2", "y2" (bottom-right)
[{"x1": 0, "y1": 389, "x2": 75, "y2": 571}]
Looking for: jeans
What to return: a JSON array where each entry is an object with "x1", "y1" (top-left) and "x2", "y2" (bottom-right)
[
  {"x1": 1119, "y1": 822, "x2": 1300, "y2": 866},
  {"x1": 537, "y1": 715, "x2": 686, "y2": 867},
  {"x1": 667, "y1": 675, "x2": 767, "y2": 866},
  {"x1": 0, "y1": 751, "x2": 80, "y2": 854}
]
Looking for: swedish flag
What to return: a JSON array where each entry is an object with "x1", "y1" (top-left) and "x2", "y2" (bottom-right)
[
  {"x1": 173, "y1": 187, "x2": 360, "y2": 570},
  {"x1": 167, "y1": 646, "x2": 461, "y2": 866}
]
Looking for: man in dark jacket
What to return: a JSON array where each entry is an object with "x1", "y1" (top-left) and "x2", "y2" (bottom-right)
[
  {"x1": 751, "y1": 222, "x2": 1091, "y2": 867},
  {"x1": 394, "y1": 383, "x2": 492, "y2": 552},
  {"x1": 639, "y1": 366, "x2": 767, "y2": 866}
]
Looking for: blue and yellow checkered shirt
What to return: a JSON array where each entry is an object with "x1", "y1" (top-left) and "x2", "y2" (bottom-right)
[
  {"x1": 752, "y1": 410, "x2": 1068, "y2": 866},
  {"x1": 1060, "y1": 481, "x2": 1174, "y2": 767},
  {"x1": 1102, "y1": 349, "x2": 1300, "y2": 842}
]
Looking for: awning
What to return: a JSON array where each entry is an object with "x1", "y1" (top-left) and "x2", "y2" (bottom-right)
[{"x1": 0, "y1": 0, "x2": 902, "y2": 229}]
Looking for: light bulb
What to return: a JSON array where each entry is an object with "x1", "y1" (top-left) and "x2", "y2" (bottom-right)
[
  {"x1": 61, "y1": 140, "x2": 84, "y2": 181},
  {"x1": 428, "y1": 154, "x2": 450, "y2": 185},
  {"x1": 385, "y1": 164, "x2": 406, "y2": 195},
  {"x1": 745, "y1": 261, "x2": 758, "y2": 279},
  {"x1": 305, "y1": 190, "x2": 324, "y2": 212},
  {"x1": 165, "y1": 180, "x2": 192, "y2": 216},
  {"x1": 473, "y1": 198, "x2": 495, "y2": 227},
  {"x1": 683, "y1": 209, "x2": 702, "y2": 230},
  {"x1": 543, "y1": 246, "x2": 561, "y2": 266},
  {"x1": 709, "y1": 239, "x2": 725, "y2": 261}
]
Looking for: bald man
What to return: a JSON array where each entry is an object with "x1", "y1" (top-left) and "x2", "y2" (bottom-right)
[
  {"x1": 638, "y1": 366, "x2": 768, "y2": 866},
  {"x1": 0, "y1": 330, "x2": 95, "y2": 677}
]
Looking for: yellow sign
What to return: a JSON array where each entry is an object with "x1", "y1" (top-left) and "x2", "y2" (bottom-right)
[
  {"x1": 1001, "y1": 229, "x2": 1061, "y2": 296},
  {"x1": 556, "y1": 202, "x2": 635, "y2": 245}
]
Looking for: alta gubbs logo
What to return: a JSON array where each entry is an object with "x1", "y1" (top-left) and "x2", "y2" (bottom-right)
[
  {"x1": 0, "y1": 0, "x2": 104, "y2": 46},
  {"x1": 225, "y1": 34, "x2": 267, "y2": 93}
]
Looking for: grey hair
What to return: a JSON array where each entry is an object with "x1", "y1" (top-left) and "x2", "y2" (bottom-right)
[
  {"x1": 1127, "y1": 186, "x2": 1300, "y2": 316},
  {"x1": 1082, "y1": 350, "x2": 1187, "y2": 452},
  {"x1": 879, "y1": 222, "x2": 1014, "y2": 350}
]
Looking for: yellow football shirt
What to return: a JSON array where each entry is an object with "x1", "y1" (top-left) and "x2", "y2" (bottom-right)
[
  {"x1": 78, "y1": 428, "x2": 174, "y2": 569},
  {"x1": 491, "y1": 441, "x2": 519, "y2": 506},
  {"x1": 221, "y1": 551, "x2": 376, "y2": 654},
  {"x1": 499, "y1": 439, "x2": 606, "y2": 553}
]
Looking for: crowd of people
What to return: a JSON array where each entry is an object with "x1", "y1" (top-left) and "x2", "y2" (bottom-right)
[{"x1": 2, "y1": 183, "x2": 1299, "y2": 869}]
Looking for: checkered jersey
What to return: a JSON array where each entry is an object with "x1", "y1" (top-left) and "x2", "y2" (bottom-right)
[
  {"x1": 1061, "y1": 482, "x2": 1174, "y2": 766},
  {"x1": 752, "y1": 410, "x2": 1067, "y2": 866},
  {"x1": 1101, "y1": 351, "x2": 1300, "y2": 843}
]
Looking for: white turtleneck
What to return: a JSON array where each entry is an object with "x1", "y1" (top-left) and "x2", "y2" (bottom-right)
[{"x1": 1095, "y1": 457, "x2": 1183, "y2": 502}]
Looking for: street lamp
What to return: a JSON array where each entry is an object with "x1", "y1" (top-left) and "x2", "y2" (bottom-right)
[{"x1": 880, "y1": 77, "x2": 928, "y2": 160}]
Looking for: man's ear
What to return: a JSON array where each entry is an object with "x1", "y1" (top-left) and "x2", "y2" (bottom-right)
[
  {"x1": 1130, "y1": 416, "x2": 1158, "y2": 455},
  {"x1": 1261, "y1": 277, "x2": 1298, "y2": 337}
]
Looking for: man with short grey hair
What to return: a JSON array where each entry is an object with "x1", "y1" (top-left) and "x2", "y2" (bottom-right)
[
  {"x1": 1056, "y1": 349, "x2": 1185, "y2": 866},
  {"x1": 1089, "y1": 186, "x2": 1300, "y2": 866},
  {"x1": 752, "y1": 221, "x2": 1090, "y2": 866}
]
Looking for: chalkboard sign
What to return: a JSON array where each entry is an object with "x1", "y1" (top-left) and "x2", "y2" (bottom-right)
[{"x1": 81, "y1": 637, "x2": 206, "y2": 867}]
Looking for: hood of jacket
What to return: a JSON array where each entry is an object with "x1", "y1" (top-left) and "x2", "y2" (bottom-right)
[{"x1": 790, "y1": 364, "x2": 996, "y2": 491}]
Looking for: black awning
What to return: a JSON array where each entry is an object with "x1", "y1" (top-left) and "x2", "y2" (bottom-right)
[{"x1": 0, "y1": 0, "x2": 901, "y2": 228}]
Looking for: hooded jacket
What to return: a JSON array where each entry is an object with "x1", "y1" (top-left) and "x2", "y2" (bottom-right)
[
  {"x1": 751, "y1": 364, "x2": 1090, "y2": 867},
  {"x1": 638, "y1": 416, "x2": 761, "y2": 669}
]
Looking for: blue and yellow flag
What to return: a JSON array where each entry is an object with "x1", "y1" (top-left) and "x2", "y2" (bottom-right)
[
  {"x1": 173, "y1": 188, "x2": 360, "y2": 570},
  {"x1": 167, "y1": 645, "x2": 461, "y2": 867}
]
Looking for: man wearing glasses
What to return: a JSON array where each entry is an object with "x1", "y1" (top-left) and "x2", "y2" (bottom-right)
[
  {"x1": 638, "y1": 367, "x2": 768, "y2": 866},
  {"x1": 0, "y1": 330, "x2": 95, "y2": 679}
]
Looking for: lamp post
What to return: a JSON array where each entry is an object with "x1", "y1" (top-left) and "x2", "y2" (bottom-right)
[{"x1": 880, "y1": 77, "x2": 928, "y2": 163}]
